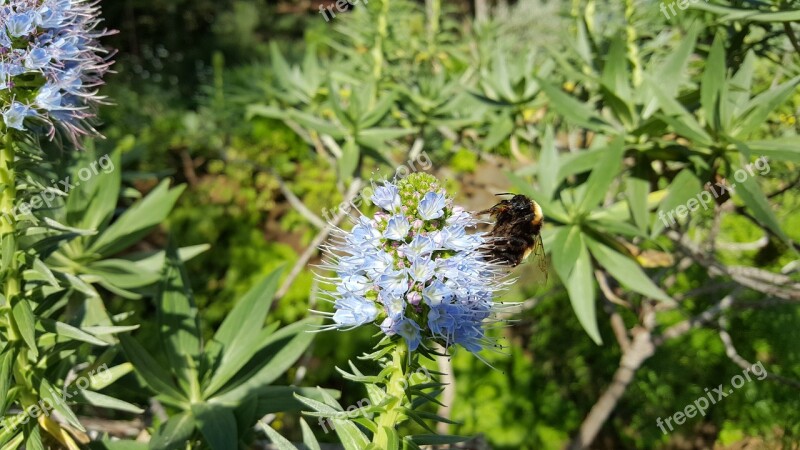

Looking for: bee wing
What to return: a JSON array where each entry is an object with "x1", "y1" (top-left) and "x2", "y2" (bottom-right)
[{"x1": 534, "y1": 234, "x2": 549, "y2": 282}]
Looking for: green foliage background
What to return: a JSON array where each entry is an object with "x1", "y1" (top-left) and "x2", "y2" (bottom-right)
[{"x1": 7, "y1": 0, "x2": 793, "y2": 448}]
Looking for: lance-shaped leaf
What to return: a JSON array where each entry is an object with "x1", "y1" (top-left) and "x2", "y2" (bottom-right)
[
  {"x1": 157, "y1": 242, "x2": 201, "y2": 389},
  {"x1": 586, "y1": 237, "x2": 673, "y2": 303},
  {"x1": 88, "y1": 180, "x2": 184, "y2": 257}
]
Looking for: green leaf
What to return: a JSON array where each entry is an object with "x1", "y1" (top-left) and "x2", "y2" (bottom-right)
[
  {"x1": 557, "y1": 147, "x2": 605, "y2": 181},
  {"x1": 356, "y1": 128, "x2": 416, "y2": 151},
  {"x1": 88, "y1": 363, "x2": 135, "y2": 391},
  {"x1": 563, "y1": 235, "x2": 602, "y2": 344},
  {"x1": 39, "y1": 378, "x2": 84, "y2": 432},
  {"x1": 246, "y1": 104, "x2": 284, "y2": 120},
  {"x1": 483, "y1": 114, "x2": 514, "y2": 150},
  {"x1": 157, "y1": 242, "x2": 201, "y2": 389},
  {"x1": 550, "y1": 226, "x2": 582, "y2": 282},
  {"x1": 407, "y1": 435, "x2": 470, "y2": 445},
  {"x1": 359, "y1": 93, "x2": 396, "y2": 129},
  {"x1": 24, "y1": 425, "x2": 43, "y2": 450},
  {"x1": 645, "y1": 75, "x2": 713, "y2": 146},
  {"x1": 689, "y1": 3, "x2": 800, "y2": 22},
  {"x1": 300, "y1": 419, "x2": 321, "y2": 450},
  {"x1": 259, "y1": 421, "x2": 298, "y2": 450},
  {"x1": 537, "y1": 126, "x2": 560, "y2": 200},
  {"x1": 0, "y1": 350, "x2": 13, "y2": 415},
  {"x1": 191, "y1": 403, "x2": 237, "y2": 450},
  {"x1": 118, "y1": 334, "x2": 185, "y2": 402},
  {"x1": 335, "y1": 419, "x2": 371, "y2": 450},
  {"x1": 578, "y1": 135, "x2": 626, "y2": 211},
  {"x1": 733, "y1": 76, "x2": 800, "y2": 138},
  {"x1": 39, "y1": 319, "x2": 109, "y2": 347},
  {"x1": 211, "y1": 319, "x2": 318, "y2": 404},
  {"x1": 586, "y1": 237, "x2": 672, "y2": 302},
  {"x1": 88, "y1": 440, "x2": 148, "y2": 450},
  {"x1": 204, "y1": 268, "x2": 283, "y2": 396},
  {"x1": 295, "y1": 392, "x2": 370, "y2": 450},
  {"x1": 83, "y1": 259, "x2": 160, "y2": 289},
  {"x1": 727, "y1": 51, "x2": 756, "y2": 120},
  {"x1": 88, "y1": 180, "x2": 184, "y2": 257},
  {"x1": 269, "y1": 42, "x2": 293, "y2": 88},
  {"x1": 339, "y1": 138, "x2": 360, "y2": 181},
  {"x1": 71, "y1": 148, "x2": 122, "y2": 231},
  {"x1": 536, "y1": 77, "x2": 611, "y2": 133},
  {"x1": 626, "y1": 165, "x2": 650, "y2": 231},
  {"x1": 646, "y1": 27, "x2": 698, "y2": 111},
  {"x1": 734, "y1": 164, "x2": 790, "y2": 245},
  {"x1": 701, "y1": 35, "x2": 725, "y2": 130},
  {"x1": 11, "y1": 299, "x2": 38, "y2": 358},
  {"x1": 745, "y1": 138, "x2": 800, "y2": 163},
  {"x1": 650, "y1": 169, "x2": 703, "y2": 238},
  {"x1": 149, "y1": 412, "x2": 195, "y2": 450},
  {"x1": 79, "y1": 390, "x2": 144, "y2": 414},
  {"x1": 289, "y1": 110, "x2": 347, "y2": 138},
  {"x1": 601, "y1": 37, "x2": 631, "y2": 101}
]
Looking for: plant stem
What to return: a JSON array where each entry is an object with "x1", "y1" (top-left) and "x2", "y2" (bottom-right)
[
  {"x1": 0, "y1": 132, "x2": 21, "y2": 342},
  {"x1": 372, "y1": 0, "x2": 390, "y2": 82},
  {"x1": 624, "y1": 0, "x2": 643, "y2": 88},
  {"x1": 372, "y1": 339, "x2": 408, "y2": 447}
]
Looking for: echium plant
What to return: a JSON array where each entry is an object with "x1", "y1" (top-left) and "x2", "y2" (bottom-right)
[
  {"x1": 1, "y1": 1, "x2": 118, "y2": 448},
  {"x1": 1, "y1": 0, "x2": 113, "y2": 142},
  {"x1": 299, "y1": 173, "x2": 514, "y2": 449}
]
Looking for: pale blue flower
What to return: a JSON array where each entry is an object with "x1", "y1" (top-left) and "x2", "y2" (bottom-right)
[
  {"x1": 371, "y1": 184, "x2": 401, "y2": 212},
  {"x1": 396, "y1": 318, "x2": 422, "y2": 351},
  {"x1": 400, "y1": 234, "x2": 436, "y2": 260},
  {"x1": 0, "y1": 28, "x2": 10, "y2": 49},
  {"x1": 333, "y1": 296, "x2": 379, "y2": 328},
  {"x1": 6, "y1": 11, "x2": 36, "y2": 38},
  {"x1": 377, "y1": 268, "x2": 409, "y2": 296},
  {"x1": 3, "y1": 101, "x2": 32, "y2": 130},
  {"x1": 408, "y1": 256, "x2": 436, "y2": 284},
  {"x1": 418, "y1": 192, "x2": 446, "y2": 220},
  {"x1": 36, "y1": 5, "x2": 66, "y2": 28},
  {"x1": 422, "y1": 280, "x2": 449, "y2": 306},
  {"x1": 24, "y1": 47, "x2": 51, "y2": 70},
  {"x1": 384, "y1": 215, "x2": 410, "y2": 240},
  {"x1": 35, "y1": 83, "x2": 62, "y2": 110}
]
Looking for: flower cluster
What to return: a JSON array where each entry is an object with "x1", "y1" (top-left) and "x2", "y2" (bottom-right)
[
  {"x1": 319, "y1": 173, "x2": 511, "y2": 353},
  {"x1": 1, "y1": 0, "x2": 113, "y2": 143}
]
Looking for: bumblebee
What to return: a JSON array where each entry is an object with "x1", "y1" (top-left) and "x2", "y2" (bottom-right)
[{"x1": 478, "y1": 193, "x2": 545, "y2": 268}]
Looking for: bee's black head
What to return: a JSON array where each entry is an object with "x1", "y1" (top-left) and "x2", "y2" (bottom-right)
[{"x1": 510, "y1": 194, "x2": 533, "y2": 211}]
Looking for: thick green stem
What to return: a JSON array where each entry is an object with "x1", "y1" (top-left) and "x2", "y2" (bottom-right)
[
  {"x1": 1, "y1": 133, "x2": 20, "y2": 342},
  {"x1": 372, "y1": 0, "x2": 390, "y2": 82},
  {"x1": 372, "y1": 340, "x2": 408, "y2": 447},
  {"x1": 0, "y1": 133, "x2": 32, "y2": 408},
  {"x1": 426, "y1": 0, "x2": 441, "y2": 49},
  {"x1": 624, "y1": 0, "x2": 643, "y2": 88}
]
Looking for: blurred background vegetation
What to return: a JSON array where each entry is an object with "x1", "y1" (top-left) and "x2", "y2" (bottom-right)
[{"x1": 85, "y1": 0, "x2": 799, "y2": 448}]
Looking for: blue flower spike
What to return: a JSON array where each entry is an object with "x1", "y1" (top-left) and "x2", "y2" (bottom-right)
[
  {"x1": 0, "y1": 0, "x2": 114, "y2": 144},
  {"x1": 318, "y1": 173, "x2": 514, "y2": 354}
]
